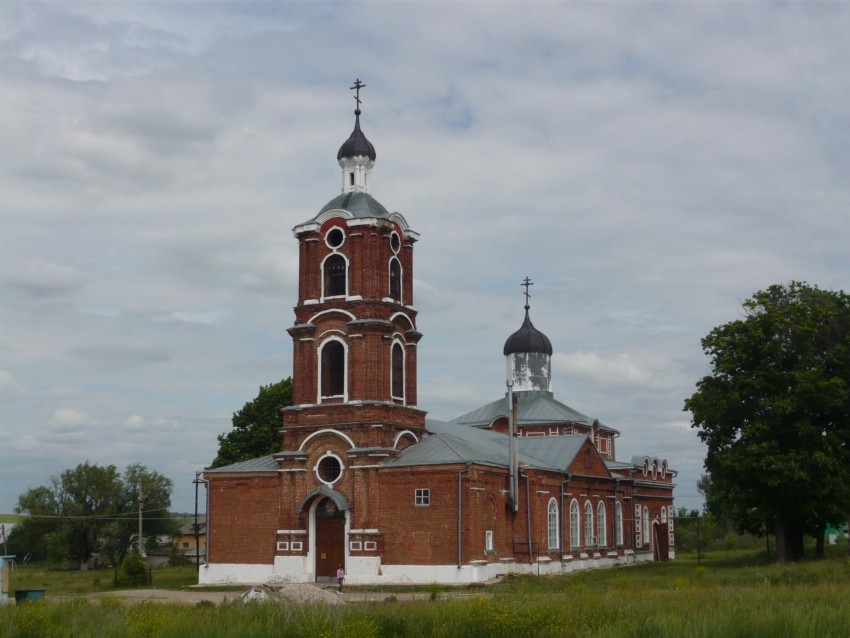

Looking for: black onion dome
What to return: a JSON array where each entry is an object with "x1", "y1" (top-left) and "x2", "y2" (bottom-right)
[
  {"x1": 337, "y1": 110, "x2": 376, "y2": 161},
  {"x1": 503, "y1": 309, "x2": 553, "y2": 356}
]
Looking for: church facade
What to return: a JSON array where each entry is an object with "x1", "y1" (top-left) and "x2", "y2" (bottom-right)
[{"x1": 200, "y1": 87, "x2": 675, "y2": 585}]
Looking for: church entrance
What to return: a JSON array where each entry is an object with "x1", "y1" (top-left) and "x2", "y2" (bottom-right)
[{"x1": 314, "y1": 497, "x2": 345, "y2": 580}]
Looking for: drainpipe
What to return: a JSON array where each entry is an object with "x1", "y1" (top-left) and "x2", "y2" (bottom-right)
[
  {"x1": 613, "y1": 478, "x2": 620, "y2": 550},
  {"x1": 457, "y1": 463, "x2": 471, "y2": 569},
  {"x1": 523, "y1": 471, "x2": 533, "y2": 565},
  {"x1": 198, "y1": 473, "x2": 210, "y2": 567},
  {"x1": 560, "y1": 474, "x2": 571, "y2": 563}
]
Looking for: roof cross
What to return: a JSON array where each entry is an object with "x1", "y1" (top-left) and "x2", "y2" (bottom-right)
[
  {"x1": 350, "y1": 78, "x2": 366, "y2": 111},
  {"x1": 521, "y1": 276, "x2": 533, "y2": 310}
]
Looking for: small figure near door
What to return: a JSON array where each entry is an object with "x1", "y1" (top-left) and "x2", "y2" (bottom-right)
[{"x1": 336, "y1": 565, "x2": 345, "y2": 594}]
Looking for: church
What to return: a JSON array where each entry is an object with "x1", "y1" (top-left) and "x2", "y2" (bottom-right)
[{"x1": 200, "y1": 83, "x2": 675, "y2": 585}]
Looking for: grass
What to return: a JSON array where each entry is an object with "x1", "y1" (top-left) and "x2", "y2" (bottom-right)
[
  {"x1": 6, "y1": 564, "x2": 201, "y2": 595},
  {"x1": 0, "y1": 514, "x2": 22, "y2": 524},
  {"x1": 2, "y1": 551, "x2": 850, "y2": 636}
]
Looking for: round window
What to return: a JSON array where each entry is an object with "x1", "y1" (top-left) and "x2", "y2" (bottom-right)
[
  {"x1": 326, "y1": 228, "x2": 345, "y2": 249},
  {"x1": 316, "y1": 455, "x2": 343, "y2": 485},
  {"x1": 390, "y1": 232, "x2": 400, "y2": 254}
]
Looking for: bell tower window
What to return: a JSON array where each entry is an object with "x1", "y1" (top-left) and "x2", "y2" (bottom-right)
[
  {"x1": 323, "y1": 254, "x2": 347, "y2": 298},
  {"x1": 320, "y1": 339, "x2": 346, "y2": 398},
  {"x1": 391, "y1": 342, "x2": 404, "y2": 400},
  {"x1": 389, "y1": 258, "x2": 401, "y2": 302}
]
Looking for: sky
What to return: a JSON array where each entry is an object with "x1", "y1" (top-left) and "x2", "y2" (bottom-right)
[{"x1": 1, "y1": 1, "x2": 848, "y2": 517}]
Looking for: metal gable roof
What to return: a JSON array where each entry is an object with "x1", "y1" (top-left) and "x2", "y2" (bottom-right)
[
  {"x1": 451, "y1": 391, "x2": 618, "y2": 434},
  {"x1": 204, "y1": 454, "x2": 278, "y2": 473},
  {"x1": 385, "y1": 418, "x2": 589, "y2": 473},
  {"x1": 517, "y1": 435, "x2": 586, "y2": 471}
]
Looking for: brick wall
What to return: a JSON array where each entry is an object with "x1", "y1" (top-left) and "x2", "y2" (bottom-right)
[{"x1": 207, "y1": 473, "x2": 280, "y2": 564}]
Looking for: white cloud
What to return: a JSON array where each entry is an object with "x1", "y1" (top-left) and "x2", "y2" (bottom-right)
[
  {"x1": 554, "y1": 351, "x2": 657, "y2": 388},
  {"x1": 0, "y1": 370, "x2": 20, "y2": 393},
  {"x1": 120, "y1": 415, "x2": 147, "y2": 431},
  {"x1": 48, "y1": 408, "x2": 91, "y2": 429}
]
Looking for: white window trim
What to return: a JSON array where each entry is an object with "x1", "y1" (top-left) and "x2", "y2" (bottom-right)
[
  {"x1": 314, "y1": 452, "x2": 345, "y2": 487},
  {"x1": 547, "y1": 498, "x2": 559, "y2": 551},
  {"x1": 390, "y1": 339, "x2": 406, "y2": 402},
  {"x1": 320, "y1": 252, "x2": 349, "y2": 301},
  {"x1": 584, "y1": 501, "x2": 594, "y2": 546},
  {"x1": 615, "y1": 502, "x2": 624, "y2": 546},
  {"x1": 414, "y1": 488, "x2": 430, "y2": 507},
  {"x1": 597, "y1": 501, "x2": 607, "y2": 547},
  {"x1": 569, "y1": 499, "x2": 580, "y2": 549},
  {"x1": 485, "y1": 530, "x2": 494, "y2": 552},
  {"x1": 324, "y1": 227, "x2": 347, "y2": 250},
  {"x1": 388, "y1": 256, "x2": 403, "y2": 304},
  {"x1": 317, "y1": 336, "x2": 348, "y2": 403}
]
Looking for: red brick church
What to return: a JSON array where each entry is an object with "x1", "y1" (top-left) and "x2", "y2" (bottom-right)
[{"x1": 200, "y1": 84, "x2": 675, "y2": 585}]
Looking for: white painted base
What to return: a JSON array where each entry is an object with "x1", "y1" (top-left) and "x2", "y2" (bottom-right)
[
  {"x1": 199, "y1": 551, "x2": 659, "y2": 585},
  {"x1": 199, "y1": 563, "x2": 276, "y2": 585}
]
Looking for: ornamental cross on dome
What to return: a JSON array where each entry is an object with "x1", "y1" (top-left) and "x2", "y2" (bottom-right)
[
  {"x1": 522, "y1": 276, "x2": 533, "y2": 309},
  {"x1": 350, "y1": 78, "x2": 366, "y2": 110}
]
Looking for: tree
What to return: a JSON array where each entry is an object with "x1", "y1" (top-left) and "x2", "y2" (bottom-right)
[
  {"x1": 122, "y1": 463, "x2": 178, "y2": 554},
  {"x1": 210, "y1": 378, "x2": 293, "y2": 468},
  {"x1": 685, "y1": 282, "x2": 850, "y2": 562},
  {"x1": 11, "y1": 462, "x2": 178, "y2": 567}
]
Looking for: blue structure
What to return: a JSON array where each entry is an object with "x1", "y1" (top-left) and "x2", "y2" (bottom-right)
[{"x1": 0, "y1": 556, "x2": 14, "y2": 605}]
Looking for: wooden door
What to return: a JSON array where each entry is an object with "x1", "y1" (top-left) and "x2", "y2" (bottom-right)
[{"x1": 315, "y1": 498, "x2": 345, "y2": 578}]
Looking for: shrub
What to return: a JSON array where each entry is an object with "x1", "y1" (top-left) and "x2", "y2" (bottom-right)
[{"x1": 122, "y1": 552, "x2": 147, "y2": 586}]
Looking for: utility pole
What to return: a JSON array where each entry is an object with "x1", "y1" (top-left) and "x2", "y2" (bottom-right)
[
  {"x1": 194, "y1": 472, "x2": 201, "y2": 569},
  {"x1": 137, "y1": 481, "x2": 145, "y2": 555}
]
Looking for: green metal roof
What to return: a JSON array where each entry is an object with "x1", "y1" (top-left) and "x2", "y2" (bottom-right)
[
  {"x1": 385, "y1": 418, "x2": 589, "y2": 472},
  {"x1": 317, "y1": 191, "x2": 391, "y2": 220},
  {"x1": 451, "y1": 391, "x2": 618, "y2": 435},
  {"x1": 204, "y1": 455, "x2": 278, "y2": 473}
]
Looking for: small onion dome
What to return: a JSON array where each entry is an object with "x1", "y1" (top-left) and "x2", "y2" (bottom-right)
[
  {"x1": 337, "y1": 109, "x2": 376, "y2": 161},
  {"x1": 503, "y1": 308, "x2": 553, "y2": 356}
]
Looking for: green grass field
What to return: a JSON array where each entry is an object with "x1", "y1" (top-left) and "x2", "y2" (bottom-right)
[
  {"x1": 5, "y1": 563, "x2": 200, "y2": 595},
  {"x1": 2, "y1": 550, "x2": 850, "y2": 637}
]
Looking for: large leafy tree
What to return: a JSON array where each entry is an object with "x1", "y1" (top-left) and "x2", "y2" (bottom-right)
[
  {"x1": 685, "y1": 282, "x2": 850, "y2": 562},
  {"x1": 210, "y1": 378, "x2": 293, "y2": 468},
  {"x1": 10, "y1": 462, "x2": 177, "y2": 566}
]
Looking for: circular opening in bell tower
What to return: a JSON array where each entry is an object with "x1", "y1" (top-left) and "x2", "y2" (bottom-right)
[{"x1": 326, "y1": 227, "x2": 345, "y2": 249}]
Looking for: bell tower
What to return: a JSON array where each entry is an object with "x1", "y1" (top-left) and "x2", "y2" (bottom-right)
[{"x1": 283, "y1": 80, "x2": 426, "y2": 451}]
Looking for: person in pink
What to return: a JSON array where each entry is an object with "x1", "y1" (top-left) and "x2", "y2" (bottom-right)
[{"x1": 336, "y1": 565, "x2": 345, "y2": 594}]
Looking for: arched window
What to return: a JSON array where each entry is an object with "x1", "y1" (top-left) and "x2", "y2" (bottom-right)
[
  {"x1": 320, "y1": 339, "x2": 345, "y2": 398},
  {"x1": 323, "y1": 254, "x2": 347, "y2": 298},
  {"x1": 642, "y1": 506, "x2": 650, "y2": 547},
  {"x1": 547, "y1": 498, "x2": 559, "y2": 551},
  {"x1": 615, "y1": 502, "x2": 624, "y2": 546},
  {"x1": 597, "y1": 501, "x2": 607, "y2": 547},
  {"x1": 391, "y1": 342, "x2": 404, "y2": 400},
  {"x1": 584, "y1": 501, "x2": 594, "y2": 546},
  {"x1": 389, "y1": 258, "x2": 401, "y2": 302},
  {"x1": 569, "y1": 500, "x2": 580, "y2": 548},
  {"x1": 661, "y1": 507, "x2": 668, "y2": 525}
]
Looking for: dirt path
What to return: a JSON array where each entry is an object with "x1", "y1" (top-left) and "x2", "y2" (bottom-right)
[{"x1": 53, "y1": 583, "x2": 488, "y2": 606}]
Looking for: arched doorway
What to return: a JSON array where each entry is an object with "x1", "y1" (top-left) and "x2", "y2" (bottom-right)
[{"x1": 314, "y1": 497, "x2": 345, "y2": 580}]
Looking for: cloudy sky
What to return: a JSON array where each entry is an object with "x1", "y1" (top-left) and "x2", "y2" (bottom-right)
[{"x1": 1, "y1": 1, "x2": 848, "y2": 516}]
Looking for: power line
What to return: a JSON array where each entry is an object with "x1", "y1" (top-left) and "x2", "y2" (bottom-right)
[{"x1": 15, "y1": 506, "x2": 174, "y2": 521}]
